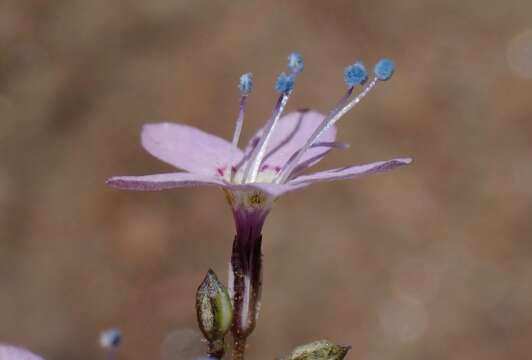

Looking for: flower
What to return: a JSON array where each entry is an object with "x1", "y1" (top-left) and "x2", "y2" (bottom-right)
[
  {"x1": 106, "y1": 111, "x2": 409, "y2": 205},
  {"x1": 0, "y1": 344, "x2": 44, "y2": 360},
  {"x1": 106, "y1": 59, "x2": 411, "y2": 230},
  {"x1": 107, "y1": 53, "x2": 411, "y2": 341}
]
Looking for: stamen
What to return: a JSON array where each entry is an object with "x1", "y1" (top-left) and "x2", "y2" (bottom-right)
[
  {"x1": 288, "y1": 52, "x2": 304, "y2": 74},
  {"x1": 276, "y1": 59, "x2": 393, "y2": 183},
  {"x1": 232, "y1": 73, "x2": 253, "y2": 147},
  {"x1": 274, "y1": 91, "x2": 351, "y2": 184},
  {"x1": 243, "y1": 90, "x2": 290, "y2": 183},
  {"x1": 374, "y1": 58, "x2": 395, "y2": 81},
  {"x1": 274, "y1": 72, "x2": 295, "y2": 94},
  {"x1": 344, "y1": 62, "x2": 368, "y2": 87},
  {"x1": 238, "y1": 72, "x2": 253, "y2": 95},
  {"x1": 243, "y1": 53, "x2": 304, "y2": 183}
]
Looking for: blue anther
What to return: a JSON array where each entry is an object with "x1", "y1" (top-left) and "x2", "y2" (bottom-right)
[
  {"x1": 344, "y1": 62, "x2": 368, "y2": 86},
  {"x1": 374, "y1": 58, "x2": 395, "y2": 81},
  {"x1": 238, "y1": 72, "x2": 253, "y2": 94},
  {"x1": 288, "y1": 52, "x2": 304, "y2": 74},
  {"x1": 275, "y1": 72, "x2": 295, "y2": 94}
]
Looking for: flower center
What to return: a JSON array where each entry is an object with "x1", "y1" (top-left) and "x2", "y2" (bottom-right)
[
  {"x1": 221, "y1": 166, "x2": 279, "y2": 185},
  {"x1": 223, "y1": 188, "x2": 273, "y2": 211}
]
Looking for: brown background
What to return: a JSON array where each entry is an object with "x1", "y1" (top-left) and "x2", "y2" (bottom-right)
[{"x1": 1, "y1": 1, "x2": 532, "y2": 359}]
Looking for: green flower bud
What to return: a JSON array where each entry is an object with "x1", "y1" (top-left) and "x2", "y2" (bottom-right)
[
  {"x1": 283, "y1": 340, "x2": 351, "y2": 360},
  {"x1": 196, "y1": 269, "x2": 233, "y2": 342}
]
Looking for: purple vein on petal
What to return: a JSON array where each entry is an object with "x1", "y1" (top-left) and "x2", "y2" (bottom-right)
[
  {"x1": 287, "y1": 141, "x2": 350, "y2": 180},
  {"x1": 242, "y1": 111, "x2": 337, "y2": 170},
  {"x1": 260, "y1": 111, "x2": 304, "y2": 164}
]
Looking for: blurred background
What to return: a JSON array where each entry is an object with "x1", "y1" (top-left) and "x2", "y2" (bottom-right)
[{"x1": 1, "y1": 1, "x2": 532, "y2": 359}]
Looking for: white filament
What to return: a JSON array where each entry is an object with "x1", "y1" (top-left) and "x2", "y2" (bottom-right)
[
  {"x1": 232, "y1": 96, "x2": 247, "y2": 147},
  {"x1": 243, "y1": 93, "x2": 290, "y2": 183}
]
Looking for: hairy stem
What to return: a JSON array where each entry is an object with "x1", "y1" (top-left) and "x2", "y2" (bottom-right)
[
  {"x1": 229, "y1": 231, "x2": 263, "y2": 360},
  {"x1": 232, "y1": 336, "x2": 247, "y2": 360}
]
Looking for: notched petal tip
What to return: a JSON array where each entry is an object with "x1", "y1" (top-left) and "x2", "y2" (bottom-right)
[
  {"x1": 397, "y1": 157, "x2": 413, "y2": 165},
  {"x1": 106, "y1": 177, "x2": 137, "y2": 190},
  {"x1": 105, "y1": 177, "x2": 116, "y2": 184},
  {"x1": 106, "y1": 177, "x2": 146, "y2": 191}
]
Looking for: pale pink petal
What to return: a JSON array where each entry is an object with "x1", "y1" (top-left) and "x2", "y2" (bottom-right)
[
  {"x1": 289, "y1": 158, "x2": 413, "y2": 185},
  {"x1": 287, "y1": 141, "x2": 349, "y2": 178},
  {"x1": 142, "y1": 123, "x2": 243, "y2": 175},
  {"x1": 106, "y1": 173, "x2": 225, "y2": 191},
  {"x1": 243, "y1": 110, "x2": 336, "y2": 168},
  {"x1": 106, "y1": 172, "x2": 306, "y2": 198},
  {"x1": 0, "y1": 345, "x2": 44, "y2": 360}
]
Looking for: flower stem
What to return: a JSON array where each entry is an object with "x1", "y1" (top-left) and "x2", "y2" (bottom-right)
[
  {"x1": 229, "y1": 225, "x2": 263, "y2": 360},
  {"x1": 208, "y1": 339, "x2": 225, "y2": 359},
  {"x1": 232, "y1": 336, "x2": 247, "y2": 360}
]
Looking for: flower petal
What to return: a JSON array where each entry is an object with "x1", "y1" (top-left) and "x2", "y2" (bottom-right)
[
  {"x1": 287, "y1": 141, "x2": 349, "y2": 179},
  {"x1": 142, "y1": 123, "x2": 243, "y2": 175},
  {"x1": 0, "y1": 345, "x2": 44, "y2": 360},
  {"x1": 243, "y1": 110, "x2": 336, "y2": 168},
  {"x1": 289, "y1": 158, "x2": 413, "y2": 185},
  {"x1": 106, "y1": 173, "x2": 225, "y2": 191},
  {"x1": 107, "y1": 172, "x2": 307, "y2": 198}
]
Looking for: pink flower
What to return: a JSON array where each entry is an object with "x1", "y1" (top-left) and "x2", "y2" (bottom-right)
[
  {"x1": 107, "y1": 54, "x2": 411, "y2": 337},
  {"x1": 0, "y1": 345, "x2": 44, "y2": 360},
  {"x1": 107, "y1": 109, "x2": 410, "y2": 234},
  {"x1": 106, "y1": 77, "x2": 410, "y2": 224}
]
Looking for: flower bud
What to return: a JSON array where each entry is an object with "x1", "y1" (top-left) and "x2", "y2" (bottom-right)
[
  {"x1": 283, "y1": 340, "x2": 351, "y2": 360},
  {"x1": 196, "y1": 269, "x2": 233, "y2": 342}
]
